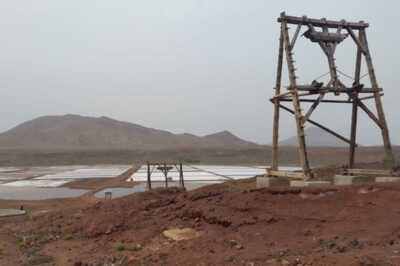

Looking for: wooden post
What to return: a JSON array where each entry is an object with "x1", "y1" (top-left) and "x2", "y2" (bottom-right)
[
  {"x1": 320, "y1": 24, "x2": 340, "y2": 94},
  {"x1": 282, "y1": 16, "x2": 312, "y2": 178},
  {"x1": 146, "y1": 162, "x2": 151, "y2": 190},
  {"x1": 271, "y1": 21, "x2": 285, "y2": 171},
  {"x1": 349, "y1": 32, "x2": 362, "y2": 168},
  {"x1": 179, "y1": 163, "x2": 185, "y2": 189},
  {"x1": 163, "y1": 162, "x2": 168, "y2": 188},
  {"x1": 360, "y1": 29, "x2": 395, "y2": 167}
]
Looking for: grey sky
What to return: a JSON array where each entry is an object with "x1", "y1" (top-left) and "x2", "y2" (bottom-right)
[{"x1": 0, "y1": 0, "x2": 399, "y2": 145}]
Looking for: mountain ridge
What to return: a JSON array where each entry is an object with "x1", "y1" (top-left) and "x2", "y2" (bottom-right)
[{"x1": 0, "y1": 114, "x2": 259, "y2": 150}]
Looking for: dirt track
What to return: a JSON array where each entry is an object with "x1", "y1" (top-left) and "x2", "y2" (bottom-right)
[{"x1": 2, "y1": 178, "x2": 400, "y2": 265}]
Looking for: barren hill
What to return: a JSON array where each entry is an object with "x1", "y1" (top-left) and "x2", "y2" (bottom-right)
[
  {"x1": 280, "y1": 126, "x2": 348, "y2": 147},
  {"x1": 0, "y1": 115, "x2": 259, "y2": 150}
]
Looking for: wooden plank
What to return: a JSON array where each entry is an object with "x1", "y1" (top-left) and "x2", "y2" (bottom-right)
[
  {"x1": 278, "y1": 98, "x2": 352, "y2": 104},
  {"x1": 346, "y1": 27, "x2": 367, "y2": 55},
  {"x1": 282, "y1": 19, "x2": 312, "y2": 178},
  {"x1": 302, "y1": 92, "x2": 325, "y2": 124},
  {"x1": 147, "y1": 162, "x2": 152, "y2": 190},
  {"x1": 289, "y1": 85, "x2": 382, "y2": 93},
  {"x1": 179, "y1": 163, "x2": 185, "y2": 188},
  {"x1": 360, "y1": 29, "x2": 395, "y2": 167},
  {"x1": 358, "y1": 93, "x2": 384, "y2": 101},
  {"x1": 271, "y1": 91, "x2": 291, "y2": 100},
  {"x1": 279, "y1": 104, "x2": 356, "y2": 146},
  {"x1": 271, "y1": 23, "x2": 285, "y2": 171},
  {"x1": 357, "y1": 100, "x2": 383, "y2": 129},
  {"x1": 290, "y1": 24, "x2": 302, "y2": 50},
  {"x1": 278, "y1": 14, "x2": 369, "y2": 30},
  {"x1": 349, "y1": 34, "x2": 362, "y2": 168}
]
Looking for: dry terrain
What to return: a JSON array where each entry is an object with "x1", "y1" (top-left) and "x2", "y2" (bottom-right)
[{"x1": 1, "y1": 171, "x2": 400, "y2": 265}]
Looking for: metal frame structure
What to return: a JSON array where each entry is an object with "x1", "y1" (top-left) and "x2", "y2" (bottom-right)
[
  {"x1": 146, "y1": 162, "x2": 185, "y2": 189},
  {"x1": 270, "y1": 12, "x2": 395, "y2": 179}
]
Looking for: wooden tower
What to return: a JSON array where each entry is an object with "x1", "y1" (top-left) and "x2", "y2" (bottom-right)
[{"x1": 270, "y1": 13, "x2": 395, "y2": 179}]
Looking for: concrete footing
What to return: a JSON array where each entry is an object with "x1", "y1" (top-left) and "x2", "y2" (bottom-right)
[
  {"x1": 352, "y1": 176, "x2": 376, "y2": 184},
  {"x1": 256, "y1": 176, "x2": 290, "y2": 188},
  {"x1": 258, "y1": 177, "x2": 331, "y2": 188},
  {"x1": 375, "y1": 177, "x2": 400, "y2": 183},
  {"x1": 289, "y1": 181, "x2": 307, "y2": 187},
  {"x1": 333, "y1": 175, "x2": 354, "y2": 186},
  {"x1": 334, "y1": 175, "x2": 378, "y2": 185},
  {"x1": 0, "y1": 209, "x2": 26, "y2": 218},
  {"x1": 258, "y1": 175, "x2": 400, "y2": 188},
  {"x1": 290, "y1": 181, "x2": 331, "y2": 187}
]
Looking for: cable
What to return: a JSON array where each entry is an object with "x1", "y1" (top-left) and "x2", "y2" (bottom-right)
[
  {"x1": 337, "y1": 69, "x2": 354, "y2": 81},
  {"x1": 312, "y1": 71, "x2": 330, "y2": 81},
  {"x1": 360, "y1": 72, "x2": 369, "y2": 80}
]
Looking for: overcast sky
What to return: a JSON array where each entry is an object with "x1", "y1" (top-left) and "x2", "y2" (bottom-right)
[{"x1": 0, "y1": 1, "x2": 399, "y2": 145}]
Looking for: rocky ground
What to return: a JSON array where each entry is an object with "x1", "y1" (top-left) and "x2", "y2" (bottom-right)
[{"x1": 1, "y1": 176, "x2": 400, "y2": 265}]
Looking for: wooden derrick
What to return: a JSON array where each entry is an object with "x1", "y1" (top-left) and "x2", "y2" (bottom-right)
[
  {"x1": 270, "y1": 13, "x2": 395, "y2": 180},
  {"x1": 146, "y1": 162, "x2": 185, "y2": 190}
]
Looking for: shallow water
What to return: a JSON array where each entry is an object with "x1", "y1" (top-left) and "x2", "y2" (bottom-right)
[{"x1": 0, "y1": 186, "x2": 88, "y2": 200}]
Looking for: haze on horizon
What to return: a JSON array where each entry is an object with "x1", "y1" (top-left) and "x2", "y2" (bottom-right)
[{"x1": 0, "y1": 0, "x2": 399, "y2": 145}]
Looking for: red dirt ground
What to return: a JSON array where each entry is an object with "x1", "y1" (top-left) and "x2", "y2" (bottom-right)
[{"x1": 2, "y1": 178, "x2": 400, "y2": 266}]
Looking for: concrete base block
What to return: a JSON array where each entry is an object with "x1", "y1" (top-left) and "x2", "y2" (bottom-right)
[
  {"x1": 257, "y1": 176, "x2": 290, "y2": 188},
  {"x1": 334, "y1": 175, "x2": 375, "y2": 185},
  {"x1": 290, "y1": 180, "x2": 308, "y2": 187},
  {"x1": 307, "y1": 181, "x2": 331, "y2": 187},
  {"x1": 290, "y1": 181, "x2": 307, "y2": 187},
  {"x1": 333, "y1": 175, "x2": 354, "y2": 186},
  {"x1": 352, "y1": 176, "x2": 375, "y2": 184},
  {"x1": 376, "y1": 177, "x2": 400, "y2": 183},
  {"x1": 290, "y1": 180, "x2": 331, "y2": 187},
  {"x1": 0, "y1": 209, "x2": 26, "y2": 217}
]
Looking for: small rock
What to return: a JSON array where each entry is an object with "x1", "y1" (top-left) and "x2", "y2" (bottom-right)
[
  {"x1": 163, "y1": 228, "x2": 201, "y2": 241},
  {"x1": 225, "y1": 256, "x2": 234, "y2": 262},
  {"x1": 235, "y1": 244, "x2": 244, "y2": 250},
  {"x1": 229, "y1": 239, "x2": 238, "y2": 247},
  {"x1": 337, "y1": 245, "x2": 347, "y2": 253},
  {"x1": 280, "y1": 259, "x2": 290, "y2": 266}
]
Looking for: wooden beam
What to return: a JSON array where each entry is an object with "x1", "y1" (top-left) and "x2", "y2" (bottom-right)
[
  {"x1": 297, "y1": 92, "x2": 317, "y2": 97},
  {"x1": 147, "y1": 162, "x2": 152, "y2": 190},
  {"x1": 271, "y1": 23, "x2": 285, "y2": 171},
  {"x1": 302, "y1": 92, "x2": 325, "y2": 124},
  {"x1": 290, "y1": 24, "x2": 302, "y2": 50},
  {"x1": 357, "y1": 100, "x2": 383, "y2": 129},
  {"x1": 345, "y1": 168, "x2": 393, "y2": 176},
  {"x1": 358, "y1": 93, "x2": 384, "y2": 101},
  {"x1": 349, "y1": 39, "x2": 362, "y2": 168},
  {"x1": 278, "y1": 14, "x2": 369, "y2": 30},
  {"x1": 360, "y1": 29, "x2": 395, "y2": 167},
  {"x1": 278, "y1": 98, "x2": 352, "y2": 104},
  {"x1": 349, "y1": 96, "x2": 359, "y2": 167},
  {"x1": 279, "y1": 104, "x2": 356, "y2": 146},
  {"x1": 288, "y1": 85, "x2": 381, "y2": 93},
  {"x1": 179, "y1": 163, "x2": 185, "y2": 188},
  {"x1": 271, "y1": 91, "x2": 291, "y2": 100},
  {"x1": 346, "y1": 27, "x2": 367, "y2": 55},
  {"x1": 282, "y1": 18, "x2": 312, "y2": 178}
]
